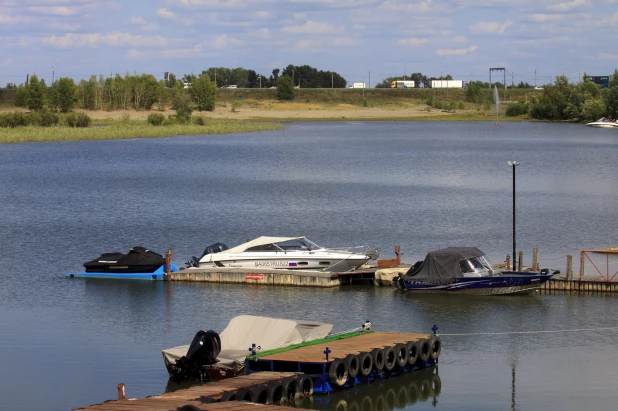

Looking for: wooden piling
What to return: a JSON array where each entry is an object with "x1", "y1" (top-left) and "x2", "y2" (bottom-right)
[
  {"x1": 532, "y1": 248, "x2": 538, "y2": 271},
  {"x1": 566, "y1": 255, "x2": 573, "y2": 281},
  {"x1": 518, "y1": 250, "x2": 523, "y2": 271}
]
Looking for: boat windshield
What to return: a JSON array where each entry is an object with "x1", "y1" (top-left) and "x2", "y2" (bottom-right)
[{"x1": 274, "y1": 238, "x2": 321, "y2": 251}]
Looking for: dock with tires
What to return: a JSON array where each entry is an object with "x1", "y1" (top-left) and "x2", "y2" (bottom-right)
[{"x1": 75, "y1": 330, "x2": 441, "y2": 410}]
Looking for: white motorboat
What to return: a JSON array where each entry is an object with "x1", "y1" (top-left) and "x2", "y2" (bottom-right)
[
  {"x1": 585, "y1": 118, "x2": 618, "y2": 128},
  {"x1": 187, "y1": 236, "x2": 380, "y2": 272}
]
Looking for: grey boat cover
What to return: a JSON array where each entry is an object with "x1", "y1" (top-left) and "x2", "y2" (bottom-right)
[
  {"x1": 404, "y1": 247, "x2": 485, "y2": 283},
  {"x1": 162, "y1": 315, "x2": 333, "y2": 370}
]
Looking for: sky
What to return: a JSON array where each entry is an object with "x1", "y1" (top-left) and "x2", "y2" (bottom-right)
[{"x1": 1, "y1": 0, "x2": 618, "y2": 88}]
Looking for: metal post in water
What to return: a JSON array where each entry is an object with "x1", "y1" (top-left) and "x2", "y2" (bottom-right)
[
  {"x1": 508, "y1": 161, "x2": 520, "y2": 270},
  {"x1": 518, "y1": 250, "x2": 523, "y2": 272}
]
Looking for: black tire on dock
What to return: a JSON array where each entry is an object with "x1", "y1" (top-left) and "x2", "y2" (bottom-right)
[
  {"x1": 199, "y1": 395, "x2": 216, "y2": 403},
  {"x1": 394, "y1": 343, "x2": 409, "y2": 368},
  {"x1": 406, "y1": 341, "x2": 419, "y2": 366},
  {"x1": 358, "y1": 351, "x2": 373, "y2": 377},
  {"x1": 236, "y1": 386, "x2": 254, "y2": 402},
  {"x1": 371, "y1": 348, "x2": 385, "y2": 372},
  {"x1": 429, "y1": 335, "x2": 442, "y2": 360},
  {"x1": 219, "y1": 391, "x2": 238, "y2": 402},
  {"x1": 267, "y1": 381, "x2": 284, "y2": 404},
  {"x1": 383, "y1": 346, "x2": 397, "y2": 372},
  {"x1": 407, "y1": 380, "x2": 419, "y2": 404},
  {"x1": 345, "y1": 354, "x2": 360, "y2": 379},
  {"x1": 251, "y1": 384, "x2": 269, "y2": 404},
  {"x1": 281, "y1": 377, "x2": 301, "y2": 401},
  {"x1": 335, "y1": 398, "x2": 349, "y2": 411},
  {"x1": 385, "y1": 388, "x2": 397, "y2": 409},
  {"x1": 416, "y1": 338, "x2": 430, "y2": 364},
  {"x1": 328, "y1": 358, "x2": 349, "y2": 387},
  {"x1": 296, "y1": 374, "x2": 314, "y2": 396}
]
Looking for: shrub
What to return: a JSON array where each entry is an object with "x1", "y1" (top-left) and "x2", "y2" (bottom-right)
[
  {"x1": 458, "y1": 102, "x2": 465, "y2": 110},
  {"x1": 147, "y1": 113, "x2": 165, "y2": 126},
  {"x1": 40, "y1": 110, "x2": 59, "y2": 127},
  {"x1": 506, "y1": 101, "x2": 529, "y2": 117},
  {"x1": 230, "y1": 100, "x2": 241, "y2": 112},
  {"x1": 433, "y1": 100, "x2": 443, "y2": 109},
  {"x1": 192, "y1": 116, "x2": 206, "y2": 126},
  {"x1": 64, "y1": 112, "x2": 91, "y2": 127}
]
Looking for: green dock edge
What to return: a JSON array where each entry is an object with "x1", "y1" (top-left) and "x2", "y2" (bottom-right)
[{"x1": 247, "y1": 329, "x2": 374, "y2": 362}]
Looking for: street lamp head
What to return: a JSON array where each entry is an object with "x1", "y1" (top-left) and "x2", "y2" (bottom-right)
[{"x1": 508, "y1": 161, "x2": 521, "y2": 167}]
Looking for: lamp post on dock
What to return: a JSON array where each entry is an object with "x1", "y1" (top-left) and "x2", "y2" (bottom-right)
[{"x1": 508, "y1": 161, "x2": 520, "y2": 270}]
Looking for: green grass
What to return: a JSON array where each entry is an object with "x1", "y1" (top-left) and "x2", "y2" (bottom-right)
[{"x1": 0, "y1": 120, "x2": 284, "y2": 144}]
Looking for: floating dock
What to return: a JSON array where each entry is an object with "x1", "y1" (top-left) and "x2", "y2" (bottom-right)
[
  {"x1": 76, "y1": 330, "x2": 440, "y2": 410},
  {"x1": 168, "y1": 267, "x2": 379, "y2": 287}
]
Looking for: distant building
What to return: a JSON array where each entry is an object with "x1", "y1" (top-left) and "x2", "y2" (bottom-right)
[{"x1": 589, "y1": 76, "x2": 610, "y2": 88}]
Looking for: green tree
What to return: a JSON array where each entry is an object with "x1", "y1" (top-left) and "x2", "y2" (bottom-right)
[
  {"x1": 466, "y1": 83, "x2": 484, "y2": 103},
  {"x1": 171, "y1": 82, "x2": 193, "y2": 122},
  {"x1": 165, "y1": 73, "x2": 177, "y2": 88},
  {"x1": 605, "y1": 69, "x2": 618, "y2": 119},
  {"x1": 53, "y1": 77, "x2": 78, "y2": 112},
  {"x1": 188, "y1": 73, "x2": 216, "y2": 111},
  {"x1": 580, "y1": 98, "x2": 606, "y2": 121},
  {"x1": 276, "y1": 75, "x2": 294, "y2": 100},
  {"x1": 27, "y1": 75, "x2": 47, "y2": 111}
]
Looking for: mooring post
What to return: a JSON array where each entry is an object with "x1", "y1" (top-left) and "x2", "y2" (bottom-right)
[
  {"x1": 566, "y1": 255, "x2": 573, "y2": 281},
  {"x1": 165, "y1": 249, "x2": 173, "y2": 274},
  {"x1": 532, "y1": 247, "x2": 538, "y2": 271},
  {"x1": 506, "y1": 254, "x2": 511, "y2": 271},
  {"x1": 518, "y1": 250, "x2": 523, "y2": 271},
  {"x1": 117, "y1": 383, "x2": 126, "y2": 400},
  {"x1": 395, "y1": 245, "x2": 401, "y2": 265}
]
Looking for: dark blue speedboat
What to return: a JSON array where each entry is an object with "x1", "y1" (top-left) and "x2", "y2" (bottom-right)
[{"x1": 394, "y1": 247, "x2": 553, "y2": 295}]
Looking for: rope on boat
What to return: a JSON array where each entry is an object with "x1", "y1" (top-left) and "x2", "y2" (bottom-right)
[{"x1": 440, "y1": 326, "x2": 618, "y2": 336}]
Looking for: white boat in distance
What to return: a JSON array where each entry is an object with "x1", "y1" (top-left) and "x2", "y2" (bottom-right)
[
  {"x1": 585, "y1": 118, "x2": 618, "y2": 128},
  {"x1": 188, "y1": 236, "x2": 380, "y2": 272}
]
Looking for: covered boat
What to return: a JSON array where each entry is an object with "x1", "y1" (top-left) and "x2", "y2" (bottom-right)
[
  {"x1": 188, "y1": 236, "x2": 380, "y2": 272},
  {"x1": 395, "y1": 247, "x2": 553, "y2": 295},
  {"x1": 67, "y1": 246, "x2": 178, "y2": 280},
  {"x1": 162, "y1": 315, "x2": 333, "y2": 382}
]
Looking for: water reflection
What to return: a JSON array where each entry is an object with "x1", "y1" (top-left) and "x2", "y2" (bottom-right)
[{"x1": 306, "y1": 367, "x2": 441, "y2": 411}]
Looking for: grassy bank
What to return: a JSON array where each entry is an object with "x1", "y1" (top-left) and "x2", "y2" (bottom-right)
[{"x1": 0, "y1": 120, "x2": 284, "y2": 144}]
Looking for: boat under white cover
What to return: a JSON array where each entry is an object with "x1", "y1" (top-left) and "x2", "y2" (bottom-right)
[
  {"x1": 191, "y1": 236, "x2": 380, "y2": 272},
  {"x1": 162, "y1": 315, "x2": 333, "y2": 372},
  {"x1": 586, "y1": 118, "x2": 618, "y2": 128}
]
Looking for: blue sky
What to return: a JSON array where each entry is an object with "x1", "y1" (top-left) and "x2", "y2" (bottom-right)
[{"x1": 1, "y1": 0, "x2": 617, "y2": 87}]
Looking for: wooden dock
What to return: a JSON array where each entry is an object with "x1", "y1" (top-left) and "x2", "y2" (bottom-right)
[
  {"x1": 76, "y1": 372, "x2": 299, "y2": 411},
  {"x1": 168, "y1": 267, "x2": 378, "y2": 287},
  {"x1": 76, "y1": 331, "x2": 440, "y2": 410},
  {"x1": 540, "y1": 277, "x2": 618, "y2": 294}
]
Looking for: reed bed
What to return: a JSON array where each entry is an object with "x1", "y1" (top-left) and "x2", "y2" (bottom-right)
[{"x1": 0, "y1": 121, "x2": 284, "y2": 144}]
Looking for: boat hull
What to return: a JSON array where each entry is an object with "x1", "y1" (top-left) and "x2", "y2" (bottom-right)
[
  {"x1": 67, "y1": 264, "x2": 178, "y2": 280},
  {"x1": 403, "y1": 273, "x2": 552, "y2": 295},
  {"x1": 199, "y1": 256, "x2": 370, "y2": 272}
]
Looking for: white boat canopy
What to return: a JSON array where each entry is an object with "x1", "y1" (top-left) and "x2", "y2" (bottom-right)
[
  {"x1": 162, "y1": 315, "x2": 333, "y2": 367},
  {"x1": 218, "y1": 236, "x2": 309, "y2": 254}
]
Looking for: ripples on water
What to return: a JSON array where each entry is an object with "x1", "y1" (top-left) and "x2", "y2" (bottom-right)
[{"x1": 1, "y1": 122, "x2": 618, "y2": 410}]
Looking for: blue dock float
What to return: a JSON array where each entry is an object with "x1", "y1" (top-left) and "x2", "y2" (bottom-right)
[{"x1": 66, "y1": 264, "x2": 178, "y2": 281}]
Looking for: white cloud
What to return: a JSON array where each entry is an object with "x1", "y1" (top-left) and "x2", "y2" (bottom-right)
[
  {"x1": 469, "y1": 20, "x2": 512, "y2": 35},
  {"x1": 282, "y1": 20, "x2": 344, "y2": 34},
  {"x1": 547, "y1": 0, "x2": 590, "y2": 12},
  {"x1": 41, "y1": 32, "x2": 170, "y2": 48},
  {"x1": 3, "y1": 58, "x2": 14, "y2": 66},
  {"x1": 130, "y1": 17, "x2": 159, "y2": 31},
  {"x1": 162, "y1": 45, "x2": 204, "y2": 58},
  {"x1": 127, "y1": 49, "x2": 149, "y2": 59},
  {"x1": 49, "y1": 22, "x2": 82, "y2": 31},
  {"x1": 597, "y1": 52, "x2": 618, "y2": 60},
  {"x1": 213, "y1": 34, "x2": 242, "y2": 48},
  {"x1": 0, "y1": 13, "x2": 30, "y2": 23},
  {"x1": 27, "y1": 6, "x2": 79, "y2": 16},
  {"x1": 436, "y1": 45, "x2": 478, "y2": 56},
  {"x1": 399, "y1": 37, "x2": 431, "y2": 47},
  {"x1": 252, "y1": 28, "x2": 271, "y2": 39},
  {"x1": 527, "y1": 13, "x2": 566, "y2": 22},
  {"x1": 156, "y1": 8, "x2": 175, "y2": 19},
  {"x1": 331, "y1": 37, "x2": 358, "y2": 46}
]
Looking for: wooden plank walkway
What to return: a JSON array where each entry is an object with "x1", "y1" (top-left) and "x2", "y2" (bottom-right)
[
  {"x1": 259, "y1": 331, "x2": 430, "y2": 362},
  {"x1": 76, "y1": 372, "x2": 298, "y2": 411},
  {"x1": 77, "y1": 400, "x2": 300, "y2": 411}
]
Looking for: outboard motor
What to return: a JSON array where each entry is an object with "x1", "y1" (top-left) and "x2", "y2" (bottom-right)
[
  {"x1": 170, "y1": 330, "x2": 221, "y2": 382},
  {"x1": 186, "y1": 243, "x2": 229, "y2": 268}
]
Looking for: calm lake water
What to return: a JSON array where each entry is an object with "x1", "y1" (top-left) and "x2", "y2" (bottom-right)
[{"x1": 1, "y1": 121, "x2": 618, "y2": 411}]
